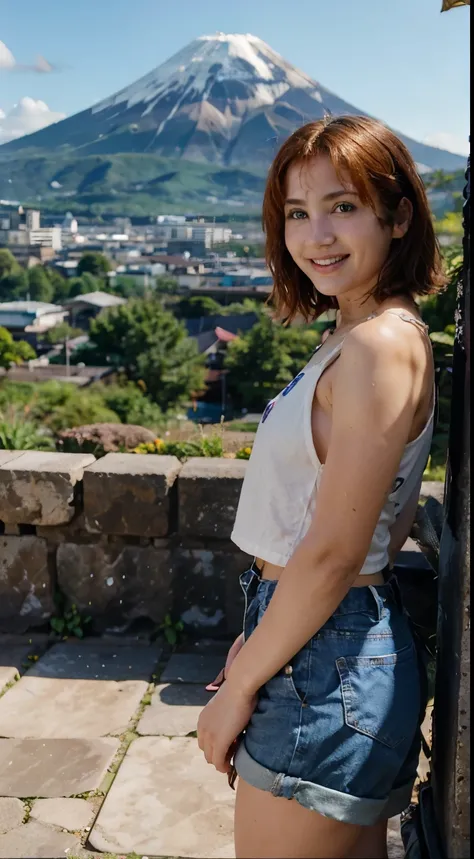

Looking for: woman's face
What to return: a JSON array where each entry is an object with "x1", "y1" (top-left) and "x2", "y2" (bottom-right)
[{"x1": 284, "y1": 155, "x2": 408, "y2": 303}]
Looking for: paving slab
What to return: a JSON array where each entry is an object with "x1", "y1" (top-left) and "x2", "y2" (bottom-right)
[
  {"x1": 28, "y1": 640, "x2": 162, "y2": 682},
  {"x1": 0, "y1": 666, "x2": 18, "y2": 693},
  {"x1": 0, "y1": 738, "x2": 119, "y2": 797},
  {"x1": 0, "y1": 819, "x2": 81, "y2": 859},
  {"x1": 0, "y1": 676, "x2": 148, "y2": 738},
  {"x1": 0, "y1": 798, "x2": 24, "y2": 834},
  {"x1": 160, "y1": 652, "x2": 225, "y2": 684},
  {"x1": 137, "y1": 683, "x2": 210, "y2": 736},
  {"x1": 30, "y1": 797, "x2": 95, "y2": 831},
  {"x1": 89, "y1": 736, "x2": 235, "y2": 858}
]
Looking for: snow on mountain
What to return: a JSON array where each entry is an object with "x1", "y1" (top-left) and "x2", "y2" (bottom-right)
[
  {"x1": 0, "y1": 32, "x2": 466, "y2": 173},
  {"x1": 91, "y1": 33, "x2": 316, "y2": 115}
]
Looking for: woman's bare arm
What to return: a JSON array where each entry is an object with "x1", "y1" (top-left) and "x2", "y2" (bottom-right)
[{"x1": 227, "y1": 318, "x2": 422, "y2": 696}]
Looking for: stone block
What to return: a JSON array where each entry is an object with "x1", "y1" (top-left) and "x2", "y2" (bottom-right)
[
  {"x1": 0, "y1": 451, "x2": 95, "y2": 526},
  {"x1": 83, "y1": 452, "x2": 181, "y2": 537},
  {"x1": 160, "y1": 653, "x2": 224, "y2": 685},
  {"x1": 170, "y1": 546, "x2": 248, "y2": 637},
  {"x1": 0, "y1": 676, "x2": 148, "y2": 738},
  {"x1": 178, "y1": 457, "x2": 247, "y2": 538},
  {"x1": 0, "y1": 667, "x2": 17, "y2": 693},
  {"x1": 0, "y1": 737, "x2": 119, "y2": 796},
  {"x1": 88, "y1": 736, "x2": 234, "y2": 857},
  {"x1": 0, "y1": 798, "x2": 24, "y2": 834},
  {"x1": 137, "y1": 684, "x2": 210, "y2": 736},
  {"x1": 30, "y1": 798, "x2": 94, "y2": 831},
  {"x1": 0, "y1": 452, "x2": 24, "y2": 468},
  {"x1": 0, "y1": 819, "x2": 82, "y2": 859},
  {"x1": 29, "y1": 640, "x2": 162, "y2": 682},
  {"x1": 36, "y1": 511, "x2": 100, "y2": 544},
  {"x1": 0, "y1": 536, "x2": 53, "y2": 633},
  {"x1": 57, "y1": 542, "x2": 174, "y2": 632}
]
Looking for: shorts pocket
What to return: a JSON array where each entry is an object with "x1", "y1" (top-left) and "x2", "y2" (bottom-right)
[{"x1": 336, "y1": 644, "x2": 420, "y2": 749}]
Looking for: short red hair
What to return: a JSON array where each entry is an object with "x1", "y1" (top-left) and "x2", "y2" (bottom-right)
[{"x1": 263, "y1": 115, "x2": 447, "y2": 322}]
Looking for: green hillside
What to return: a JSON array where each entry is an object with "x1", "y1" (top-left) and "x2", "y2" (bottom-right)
[{"x1": 0, "y1": 151, "x2": 267, "y2": 217}]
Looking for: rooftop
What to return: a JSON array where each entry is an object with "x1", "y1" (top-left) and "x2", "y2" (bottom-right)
[
  {"x1": 0, "y1": 300, "x2": 64, "y2": 315},
  {"x1": 65, "y1": 291, "x2": 127, "y2": 308}
]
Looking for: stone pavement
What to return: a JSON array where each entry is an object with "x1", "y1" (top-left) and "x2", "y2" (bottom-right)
[{"x1": 0, "y1": 635, "x2": 410, "y2": 859}]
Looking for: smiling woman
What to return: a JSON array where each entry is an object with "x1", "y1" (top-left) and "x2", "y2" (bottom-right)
[
  {"x1": 197, "y1": 114, "x2": 446, "y2": 859},
  {"x1": 263, "y1": 115, "x2": 447, "y2": 324}
]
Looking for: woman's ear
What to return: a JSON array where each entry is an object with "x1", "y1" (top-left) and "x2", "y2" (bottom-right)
[{"x1": 392, "y1": 197, "x2": 413, "y2": 239}]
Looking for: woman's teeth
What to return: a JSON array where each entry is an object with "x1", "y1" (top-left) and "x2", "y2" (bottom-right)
[{"x1": 312, "y1": 256, "x2": 346, "y2": 266}]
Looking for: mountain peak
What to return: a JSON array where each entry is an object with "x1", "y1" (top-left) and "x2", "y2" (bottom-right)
[{"x1": 0, "y1": 32, "x2": 465, "y2": 176}]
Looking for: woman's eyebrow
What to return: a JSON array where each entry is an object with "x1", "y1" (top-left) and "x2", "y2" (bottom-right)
[{"x1": 284, "y1": 190, "x2": 359, "y2": 205}]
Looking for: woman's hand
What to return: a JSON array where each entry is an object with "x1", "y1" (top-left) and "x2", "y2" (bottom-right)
[
  {"x1": 197, "y1": 679, "x2": 257, "y2": 774},
  {"x1": 206, "y1": 633, "x2": 244, "y2": 691}
]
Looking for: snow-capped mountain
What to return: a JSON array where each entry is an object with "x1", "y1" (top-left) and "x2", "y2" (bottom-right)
[{"x1": 0, "y1": 32, "x2": 465, "y2": 172}]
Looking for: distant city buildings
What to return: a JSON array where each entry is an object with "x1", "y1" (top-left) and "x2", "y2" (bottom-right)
[
  {"x1": 0, "y1": 205, "x2": 271, "y2": 300},
  {"x1": 0, "y1": 206, "x2": 62, "y2": 250}
]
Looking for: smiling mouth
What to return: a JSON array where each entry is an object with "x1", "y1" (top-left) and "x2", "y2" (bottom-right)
[{"x1": 309, "y1": 255, "x2": 349, "y2": 272}]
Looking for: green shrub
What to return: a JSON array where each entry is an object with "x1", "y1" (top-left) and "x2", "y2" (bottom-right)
[{"x1": 0, "y1": 408, "x2": 55, "y2": 451}]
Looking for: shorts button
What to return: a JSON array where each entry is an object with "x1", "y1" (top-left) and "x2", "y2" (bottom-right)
[{"x1": 284, "y1": 665, "x2": 293, "y2": 675}]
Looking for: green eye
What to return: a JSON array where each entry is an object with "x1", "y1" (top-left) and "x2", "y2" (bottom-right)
[{"x1": 287, "y1": 209, "x2": 307, "y2": 220}]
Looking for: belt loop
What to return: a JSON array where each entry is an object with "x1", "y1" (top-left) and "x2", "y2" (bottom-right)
[{"x1": 368, "y1": 585, "x2": 385, "y2": 621}]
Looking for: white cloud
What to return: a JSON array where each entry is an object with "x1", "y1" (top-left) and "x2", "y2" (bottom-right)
[
  {"x1": 1, "y1": 38, "x2": 57, "y2": 72},
  {"x1": 423, "y1": 131, "x2": 470, "y2": 157},
  {"x1": 0, "y1": 39, "x2": 16, "y2": 69},
  {"x1": 0, "y1": 97, "x2": 66, "y2": 143}
]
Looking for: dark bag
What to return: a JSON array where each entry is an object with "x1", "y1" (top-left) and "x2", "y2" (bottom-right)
[
  {"x1": 398, "y1": 495, "x2": 445, "y2": 859},
  {"x1": 401, "y1": 781, "x2": 445, "y2": 859},
  {"x1": 397, "y1": 495, "x2": 443, "y2": 661}
]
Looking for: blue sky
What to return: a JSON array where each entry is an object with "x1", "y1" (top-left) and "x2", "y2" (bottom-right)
[{"x1": 0, "y1": 0, "x2": 470, "y2": 154}]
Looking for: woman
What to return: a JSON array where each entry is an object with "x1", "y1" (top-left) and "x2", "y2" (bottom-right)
[{"x1": 197, "y1": 115, "x2": 446, "y2": 859}]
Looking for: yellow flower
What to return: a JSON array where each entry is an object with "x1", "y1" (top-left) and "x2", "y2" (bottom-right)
[
  {"x1": 154, "y1": 438, "x2": 163, "y2": 447},
  {"x1": 244, "y1": 447, "x2": 252, "y2": 455},
  {"x1": 146, "y1": 442, "x2": 155, "y2": 452}
]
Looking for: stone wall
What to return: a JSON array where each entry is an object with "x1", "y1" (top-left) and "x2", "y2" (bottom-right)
[
  {"x1": 0, "y1": 451, "x2": 250, "y2": 637},
  {"x1": 0, "y1": 450, "x2": 442, "y2": 639}
]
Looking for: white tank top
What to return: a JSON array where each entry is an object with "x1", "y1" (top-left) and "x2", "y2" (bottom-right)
[{"x1": 231, "y1": 310, "x2": 435, "y2": 573}]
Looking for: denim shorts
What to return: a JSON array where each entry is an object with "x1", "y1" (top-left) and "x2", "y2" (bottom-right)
[{"x1": 234, "y1": 563, "x2": 424, "y2": 826}]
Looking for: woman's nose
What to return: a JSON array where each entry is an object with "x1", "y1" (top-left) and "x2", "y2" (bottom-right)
[{"x1": 305, "y1": 216, "x2": 335, "y2": 246}]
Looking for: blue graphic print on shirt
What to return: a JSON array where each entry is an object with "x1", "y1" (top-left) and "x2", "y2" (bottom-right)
[
  {"x1": 261, "y1": 372, "x2": 305, "y2": 424},
  {"x1": 282, "y1": 372, "x2": 305, "y2": 397}
]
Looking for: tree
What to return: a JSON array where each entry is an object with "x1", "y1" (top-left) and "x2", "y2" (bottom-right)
[
  {"x1": 47, "y1": 268, "x2": 71, "y2": 303},
  {"x1": 91, "y1": 380, "x2": 165, "y2": 429},
  {"x1": 27, "y1": 266, "x2": 54, "y2": 303},
  {"x1": 224, "y1": 314, "x2": 294, "y2": 410},
  {"x1": 40, "y1": 321, "x2": 83, "y2": 346},
  {"x1": 0, "y1": 327, "x2": 36, "y2": 369},
  {"x1": 0, "y1": 249, "x2": 20, "y2": 280},
  {"x1": 68, "y1": 272, "x2": 104, "y2": 297},
  {"x1": 224, "y1": 314, "x2": 320, "y2": 410},
  {"x1": 0, "y1": 271, "x2": 28, "y2": 301},
  {"x1": 75, "y1": 297, "x2": 206, "y2": 411},
  {"x1": 77, "y1": 252, "x2": 112, "y2": 280},
  {"x1": 155, "y1": 275, "x2": 179, "y2": 295},
  {"x1": 176, "y1": 296, "x2": 223, "y2": 318}
]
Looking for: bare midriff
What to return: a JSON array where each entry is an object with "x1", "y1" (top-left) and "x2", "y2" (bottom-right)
[{"x1": 256, "y1": 557, "x2": 386, "y2": 587}]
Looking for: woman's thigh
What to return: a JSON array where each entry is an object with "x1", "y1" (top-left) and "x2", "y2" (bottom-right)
[{"x1": 234, "y1": 778, "x2": 364, "y2": 859}]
